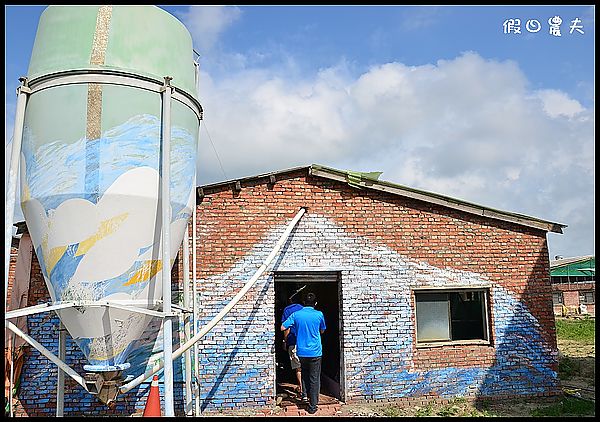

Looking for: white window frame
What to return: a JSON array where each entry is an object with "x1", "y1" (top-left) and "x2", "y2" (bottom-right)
[
  {"x1": 413, "y1": 285, "x2": 492, "y2": 348},
  {"x1": 579, "y1": 290, "x2": 595, "y2": 304},
  {"x1": 552, "y1": 291, "x2": 564, "y2": 305}
]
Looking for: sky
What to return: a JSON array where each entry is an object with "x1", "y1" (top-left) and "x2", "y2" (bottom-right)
[{"x1": 4, "y1": 5, "x2": 595, "y2": 260}]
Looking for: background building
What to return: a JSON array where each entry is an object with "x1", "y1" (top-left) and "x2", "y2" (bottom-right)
[{"x1": 550, "y1": 255, "x2": 595, "y2": 317}]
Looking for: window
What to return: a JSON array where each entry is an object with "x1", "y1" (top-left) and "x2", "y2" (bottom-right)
[
  {"x1": 552, "y1": 292, "x2": 563, "y2": 305},
  {"x1": 415, "y1": 289, "x2": 490, "y2": 344},
  {"x1": 579, "y1": 291, "x2": 595, "y2": 304}
]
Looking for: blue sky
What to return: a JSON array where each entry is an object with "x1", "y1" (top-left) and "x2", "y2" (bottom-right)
[{"x1": 4, "y1": 5, "x2": 595, "y2": 259}]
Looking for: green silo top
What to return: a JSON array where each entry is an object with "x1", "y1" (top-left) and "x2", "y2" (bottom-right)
[{"x1": 28, "y1": 5, "x2": 197, "y2": 97}]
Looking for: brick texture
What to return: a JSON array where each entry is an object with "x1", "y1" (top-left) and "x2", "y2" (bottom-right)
[{"x1": 192, "y1": 169, "x2": 560, "y2": 410}]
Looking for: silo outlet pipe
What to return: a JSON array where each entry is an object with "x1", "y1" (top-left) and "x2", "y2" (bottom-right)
[{"x1": 120, "y1": 207, "x2": 306, "y2": 394}]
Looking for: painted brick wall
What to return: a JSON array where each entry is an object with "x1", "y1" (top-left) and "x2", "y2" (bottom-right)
[{"x1": 193, "y1": 169, "x2": 560, "y2": 410}]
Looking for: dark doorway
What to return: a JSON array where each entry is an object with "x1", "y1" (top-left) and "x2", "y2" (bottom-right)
[{"x1": 274, "y1": 271, "x2": 342, "y2": 402}]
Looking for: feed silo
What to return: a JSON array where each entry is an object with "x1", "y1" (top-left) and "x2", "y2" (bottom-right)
[{"x1": 14, "y1": 5, "x2": 202, "y2": 408}]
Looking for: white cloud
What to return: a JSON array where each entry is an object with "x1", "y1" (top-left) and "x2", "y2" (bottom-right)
[
  {"x1": 195, "y1": 51, "x2": 594, "y2": 258},
  {"x1": 536, "y1": 89, "x2": 585, "y2": 118},
  {"x1": 176, "y1": 5, "x2": 242, "y2": 53}
]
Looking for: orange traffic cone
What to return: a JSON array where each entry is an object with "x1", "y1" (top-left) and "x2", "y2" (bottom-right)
[{"x1": 143, "y1": 375, "x2": 161, "y2": 417}]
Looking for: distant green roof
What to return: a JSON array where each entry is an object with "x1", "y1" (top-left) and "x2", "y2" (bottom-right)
[{"x1": 550, "y1": 255, "x2": 595, "y2": 277}]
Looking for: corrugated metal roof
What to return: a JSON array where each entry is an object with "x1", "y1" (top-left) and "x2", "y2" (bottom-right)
[
  {"x1": 199, "y1": 164, "x2": 567, "y2": 234},
  {"x1": 550, "y1": 255, "x2": 595, "y2": 277}
]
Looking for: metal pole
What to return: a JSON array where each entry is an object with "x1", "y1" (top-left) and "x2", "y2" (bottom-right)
[
  {"x1": 182, "y1": 224, "x2": 193, "y2": 415},
  {"x1": 192, "y1": 192, "x2": 200, "y2": 416},
  {"x1": 57, "y1": 322, "x2": 66, "y2": 417},
  {"x1": 120, "y1": 207, "x2": 306, "y2": 393},
  {"x1": 192, "y1": 61, "x2": 201, "y2": 416},
  {"x1": 6, "y1": 321, "x2": 87, "y2": 390},
  {"x1": 160, "y1": 76, "x2": 175, "y2": 416},
  {"x1": 9, "y1": 335, "x2": 14, "y2": 417},
  {"x1": 5, "y1": 78, "x2": 29, "y2": 308}
]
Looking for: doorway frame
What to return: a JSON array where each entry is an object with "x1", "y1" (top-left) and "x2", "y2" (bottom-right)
[{"x1": 272, "y1": 270, "x2": 345, "y2": 403}]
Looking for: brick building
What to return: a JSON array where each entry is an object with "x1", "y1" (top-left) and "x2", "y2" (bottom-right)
[
  {"x1": 6, "y1": 164, "x2": 565, "y2": 415},
  {"x1": 550, "y1": 255, "x2": 595, "y2": 316}
]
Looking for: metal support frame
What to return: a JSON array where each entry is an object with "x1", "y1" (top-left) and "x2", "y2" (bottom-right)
[
  {"x1": 25, "y1": 69, "x2": 202, "y2": 121},
  {"x1": 160, "y1": 76, "x2": 175, "y2": 417},
  {"x1": 5, "y1": 78, "x2": 30, "y2": 307},
  {"x1": 120, "y1": 207, "x2": 306, "y2": 394},
  {"x1": 191, "y1": 66, "x2": 201, "y2": 414},
  {"x1": 5, "y1": 77, "x2": 30, "y2": 418},
  {"x1": 182, "y1": 223, "x2": 193, "y2": 415},
  {"x1": 6, "y1": 321, "x2": 87, "y2": 390},
  {"x1": 57, "y1": 322, "x2": 66, "y2": 417},
  {"x1": 4, "y1": 300, "x2": 178, "y2": 320},
  {"x1": 192, "y1": 183, "x2": 201, "y2": 416},
  {"x1": 9, "y1": 334, "x2": 14, "y2": 417}
]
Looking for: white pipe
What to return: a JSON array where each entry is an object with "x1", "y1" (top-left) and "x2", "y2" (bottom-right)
[
  {"x1": 5, "y1": 79, "x2": 29, "y2": 308},
  {"x1": 192, "y1": 183, "x2": 200, "y2": 416},
  {"x1": 6, "y1": 320, "x2": 87, "y2": 390},
  {"x1": 120, "y1": 207, "x2": 305, "y2": 394},
  {"x1": 57, "y1": 322, "x2": 66, "y2": 417},
  {"x1": 160, "y1": 76, "x2": 175, "y2": 416},
  {"x1": 182, "y1": 224, "x2": 193, "y2": 415}
]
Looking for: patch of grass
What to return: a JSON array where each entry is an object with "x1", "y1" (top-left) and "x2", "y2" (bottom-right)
[
  {"x1": 558, "y1": 355, "x2": 581, "y2": 380},
  {"x1": 530, "y1": 397, "x2": 595, "y2": 417},
  {"x1": 414, "y1": 403, "x2": 435, "y2": 417},
  {"x1": 556, "y1": 318, "x2": 595, "y2": 343},
  {"x1": 381, "y1": 405, "x2": 403, "y2": 417},
  {"x1": 437, "y1": 397, "x2": 467, "y2": 416}
]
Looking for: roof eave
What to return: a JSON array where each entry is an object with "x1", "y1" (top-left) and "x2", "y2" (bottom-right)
[{"x1": 309, "y1": 165, "x2": 566, "y2": 234}]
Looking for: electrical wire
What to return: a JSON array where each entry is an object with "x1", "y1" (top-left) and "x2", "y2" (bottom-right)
[{"x1": 201, "y1": 120, "x2": 227, "y2": 179}]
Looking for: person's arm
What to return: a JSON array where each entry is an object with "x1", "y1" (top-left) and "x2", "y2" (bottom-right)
[
  {"x1": 281, "y1": 313, "x2": 294, "y2": 332},
  {"x1": 319, "y1": 314, "x2": 326, "y2": 334},
  {"x1": 281, "y1": 315, "x2": 293, "y2": 349}
]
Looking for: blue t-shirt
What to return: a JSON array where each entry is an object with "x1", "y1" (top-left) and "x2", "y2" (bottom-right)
[
  {"x1": 282, "y1": 306, "x2": 326, "y2": 358},
  {"x1": 281, "y1": 303, "x2": 303, "y2": 346}
]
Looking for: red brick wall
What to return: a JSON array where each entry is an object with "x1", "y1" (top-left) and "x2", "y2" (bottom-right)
[
  {"x1": 552, "y1": 282, "x2": 595, "y2": 316},
  {"x1": 6, "y1": 238, "x2": 20, "y2": 308},
  {"x1": 197, "y1": 169, "x2": 557, "y2": 348}
]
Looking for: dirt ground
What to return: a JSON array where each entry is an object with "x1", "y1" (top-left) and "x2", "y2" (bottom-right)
[{"x1": 556, "y1": 338, "x2": 595, "y2": 400}]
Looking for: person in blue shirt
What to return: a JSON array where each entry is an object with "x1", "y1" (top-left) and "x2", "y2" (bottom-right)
[
  {"x1": 281, "y1": 294, "x2": 304, "y2": 399},
  {"x1": 281, "y1": 292, "x2": 326, "y2": 414}
]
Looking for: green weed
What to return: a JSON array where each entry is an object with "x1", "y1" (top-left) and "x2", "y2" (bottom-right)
[
  {"x1": 381, "y1": 406, "x2": 403, "y2": 417},
  {"x1": 414, "y1": 403, "x2": 435, "y2": 416},
  {"x1": 530, "y1": 397, "x2": 595, "y2": 416},
  {"x1": 555, "y1": 318, "x2": 595, "y2": 343},
  {"x1": 558, "y1": 356, "x2": 580, "y2": 380}
]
